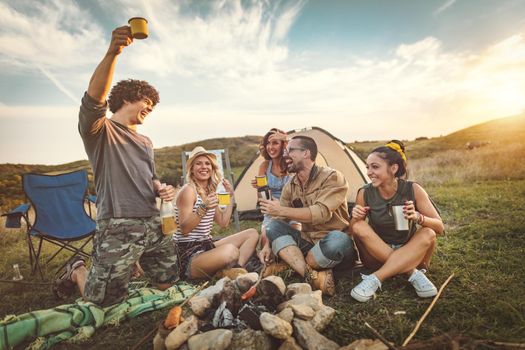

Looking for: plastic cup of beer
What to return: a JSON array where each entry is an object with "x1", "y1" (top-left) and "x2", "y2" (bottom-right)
[
  {"x1": 217, "y1": 192, "x2": 231, "y2": 210},
  {"x1": 256, "y1": 175, "x2": 268, "y2": 188},
  {"x1": 128, "y1": 17, "x2": 148, "y2": 39}
]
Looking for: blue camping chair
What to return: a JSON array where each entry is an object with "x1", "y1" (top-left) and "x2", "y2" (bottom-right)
[{"x1": 2, "y1": 170, "x2": 96, "y2": 279}]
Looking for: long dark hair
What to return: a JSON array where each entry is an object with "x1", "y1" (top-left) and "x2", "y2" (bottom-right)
[
  {"x1": 371, "y1": 140, "x2": 408, "y2": 178},
  {"x1": 259, "y1": 128, "x2": 288, "y2": 176}
]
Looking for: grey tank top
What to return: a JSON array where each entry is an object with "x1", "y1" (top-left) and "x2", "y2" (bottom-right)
[{"x1": 363, "y1": 179, "x2": 417, "y2": 245}]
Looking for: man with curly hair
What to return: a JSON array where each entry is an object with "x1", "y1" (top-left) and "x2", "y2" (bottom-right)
[{"x1": 53, "y1": 26, "x2": 179, "y2": 306}]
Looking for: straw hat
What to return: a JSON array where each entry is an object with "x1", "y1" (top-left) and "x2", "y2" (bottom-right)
[{"x1": 186, "y1": 146, "x2": 217, "y2": 169}]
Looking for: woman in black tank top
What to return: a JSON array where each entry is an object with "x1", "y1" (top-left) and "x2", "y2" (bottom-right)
[{"x1": 349, "y1": 140, "x2": 444, "y2": 303}]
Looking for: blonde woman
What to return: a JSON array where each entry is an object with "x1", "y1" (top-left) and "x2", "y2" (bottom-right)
[{"x1": 174, "y1": 146, "x2": 259, "y2": 279}]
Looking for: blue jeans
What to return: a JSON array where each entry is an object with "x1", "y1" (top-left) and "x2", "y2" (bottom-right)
[{"x1": 265, "y1": 219, "x2": 355, "y2": 269}]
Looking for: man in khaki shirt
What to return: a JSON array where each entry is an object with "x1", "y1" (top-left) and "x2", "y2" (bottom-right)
[{"x1": 259, "y1": 136, "x2": 356, "y2": 296}]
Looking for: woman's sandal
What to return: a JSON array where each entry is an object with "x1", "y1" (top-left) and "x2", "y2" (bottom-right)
[{"x1": 52, "y1": 256, "x2": 86, "y2": 300}]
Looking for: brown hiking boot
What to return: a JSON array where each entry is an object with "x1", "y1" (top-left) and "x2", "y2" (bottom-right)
[
  {"x1": 305, "y1": 267, "x2": 336, "y2": 297},
  {"x1": 262, "y1": 262, "x2": 291, "y2": 277}
]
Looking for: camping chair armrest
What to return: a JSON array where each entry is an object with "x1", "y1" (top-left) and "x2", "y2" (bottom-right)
[
  {"x1": 2, "y1": 203, "x2": 30, "y2": 228},
  {"x1": 87, "y1": 195, "x2": 97, "y2": 204}
]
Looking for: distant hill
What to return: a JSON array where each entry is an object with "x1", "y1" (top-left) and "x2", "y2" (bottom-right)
[
  {"x1": 153, "y1": 135, "x2": 261, "y2": 186},
  {"x1": 0, "y1": 136, "x2": 262, "y2": 210},
  {"x1": 2, "y1": 114, "x2": 524, "y2": 211},
  {"x1": 348, "y1": 113, "x2": 525, "y2": 160}
]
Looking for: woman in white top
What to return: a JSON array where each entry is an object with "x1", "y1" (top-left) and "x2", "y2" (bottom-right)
[{"x1": 174, "y1": 146, "x2": 259, "y2": 279}]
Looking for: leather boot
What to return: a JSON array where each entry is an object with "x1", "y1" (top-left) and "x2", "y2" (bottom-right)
[{"x1": 305, "y1": 265, "x2": 336, "y2": 297}]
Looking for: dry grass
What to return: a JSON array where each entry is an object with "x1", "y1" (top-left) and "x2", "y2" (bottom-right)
[
  {"x1": 410, "y1": 141, "x2": 525, "y2": 185},
  {"x1": 1, "y1": 124, "x2": 524, "y2": 348}
]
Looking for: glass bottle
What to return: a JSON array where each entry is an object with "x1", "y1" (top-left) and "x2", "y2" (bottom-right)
[
  {"x1": 12, "y1": 263, "x2": 23, "y2": 281},
  {"x1": 256, "y1": 175, "x2": 272, "y2": 201},
  {"x1": 160, "y1": 184, "x2": 177, "y2": 235}
]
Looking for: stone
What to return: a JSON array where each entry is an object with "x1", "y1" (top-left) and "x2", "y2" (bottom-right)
[
  {"x1": 311, "y1": 290, "x2": 323, "y2": 304},
  {"x1": 257, "y1": 277, "x2": 286, "y2": 310},
  {"x1": 290, "y1": 304, "x2": 315, "y2": 320},
  {"x1": 278, "y1": 337, "x2": 302, "y2": 350},
  {"x1": 293, "y1": 319, "x2": 339, "y2": 350},
  {"x1": 153, "y1": 332, "x2": 167, "y2": 350},
  {"x1": 340, "y1": 339, "x2": 389, "y2": 350},
  {"x1": 277, "y1": 293, "x2": 323, "y2": 312},
  {"x1": 230, "y1": 329, "x2": 273, "y2": 350},
  {"x1": 285, "y1": 283, "x2": 312, "y2": 299},
  {"x1": 261, "y1": 275, "x2": 286, "y2": 295},
  {"x1": 198, "y1": 277, "x2": 230, "y2": 303},
  {"x1": 277, "y1": 307, "x2": 294, "y2": 323},
  {"x1": 189, "y1": 296, "x2": 211, "y2": 317},
  {"x1": 311, "y1": 306, "x2": 336, "y2": 332},
  {"x1": 187, "y1": 329, "x2": 233, "y2": 350},
  {"x1": 154, "y1": 323, "x2": 171, "y2": 350},
  {"x1": 165, "y1": 315, "x2": 199, "y2": 350},
  {"x1": 236, "y1": 272, "x2": 259, "y2": 292},
  {"x1": 259, "y1": 312, "x2": 293, "y2": 340}
]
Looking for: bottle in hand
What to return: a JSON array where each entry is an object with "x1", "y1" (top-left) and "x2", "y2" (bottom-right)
[
  {"x1": 256, "y1": 175, "x2": 272, "y2": 201},
  {"x1": 160, "y1": 199, "x2": 177, "y2": 235}
]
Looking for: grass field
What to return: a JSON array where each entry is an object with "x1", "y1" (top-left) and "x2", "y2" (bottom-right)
[
  {"x1": 1, "y1": 178, "x2": 523, "y2": 349},
  {"x1": 1, "y1": 118, "x2": 525, "y2": 349}
]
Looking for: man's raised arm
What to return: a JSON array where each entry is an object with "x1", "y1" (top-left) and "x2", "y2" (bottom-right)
[{"x1": 87, "y1": 26, "x2": 133, "y2": 103}]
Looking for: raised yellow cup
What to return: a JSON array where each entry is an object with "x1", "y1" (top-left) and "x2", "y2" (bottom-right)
[
  {"x1": 256, "y1": 175, "x2": 268, "y2": 187},
  {"x1": 217, "y1": 192, "x2": 231, "y2": 209},
  {"x1": 128, "y1": 17, "x2": 148, "y2": 39}
]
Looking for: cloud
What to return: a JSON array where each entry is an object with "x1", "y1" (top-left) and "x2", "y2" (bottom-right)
[
  {"x1": 37, "y1": 65, "x2": 78, "y2": 103},
  {"x1": 0, "y1": 0, "x2": 104, "y2": 70},
  {"x1": 434, "y1": 0, "x2": 457, "y2": 15},
  {"x1": 0, "y1": 0, "x2": 105, "y2": 102},
  {"x1": 144, "y1": 31, "x2": 525, "y2": 145},
  {"x1": 1, "y1": 0, "x2": 525, "y2": 164},
  {"x1": 97, "y1": 0, "x2": 305, "y2": 78}
]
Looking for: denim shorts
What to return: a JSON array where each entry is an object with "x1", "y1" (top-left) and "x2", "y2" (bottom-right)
[
  {"x1": 265, "y1": 219, "x2": 355, "y2": 269},
  {"x1": 175, "y1": 239, "x2": 215, "y2": 279}
]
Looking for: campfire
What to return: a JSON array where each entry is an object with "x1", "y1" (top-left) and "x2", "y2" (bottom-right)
[{"x1": 153, "y1": 272, "x2": 339, "y2": 350}]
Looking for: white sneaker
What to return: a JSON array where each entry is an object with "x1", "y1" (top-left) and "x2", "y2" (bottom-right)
[
  {"x1": 408, "y1": 269, "x2": 437, "y2": 298},
  {"x1": 351, "y1": 274, "x2": 381, "y2": 302}
]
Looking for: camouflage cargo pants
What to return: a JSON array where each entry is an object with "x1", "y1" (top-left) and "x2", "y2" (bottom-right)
[{"x1": 84, "y1": 216, "x2": 179, "y2": 306}]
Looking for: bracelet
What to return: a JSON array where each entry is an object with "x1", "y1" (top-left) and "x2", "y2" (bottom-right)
[
  {"x1": 417, "y1": 212, "x2": 425, "y2": 225},
  {"x1": 195, "y1": 205, "x2": 207, "y2": 218}
]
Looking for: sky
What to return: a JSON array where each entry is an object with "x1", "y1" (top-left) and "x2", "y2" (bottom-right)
[{"x1": 1, "y1": 0, "x2": 525, "y2": 164}]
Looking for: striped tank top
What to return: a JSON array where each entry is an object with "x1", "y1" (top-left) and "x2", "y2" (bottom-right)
[{"x1": 173, "y1": 192, "x2": 215, "y2": 243}]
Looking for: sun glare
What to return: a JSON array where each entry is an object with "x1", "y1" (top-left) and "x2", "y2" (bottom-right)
[{"x1": 486, "y1": 81, "x2": 525, "y2": 116}]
